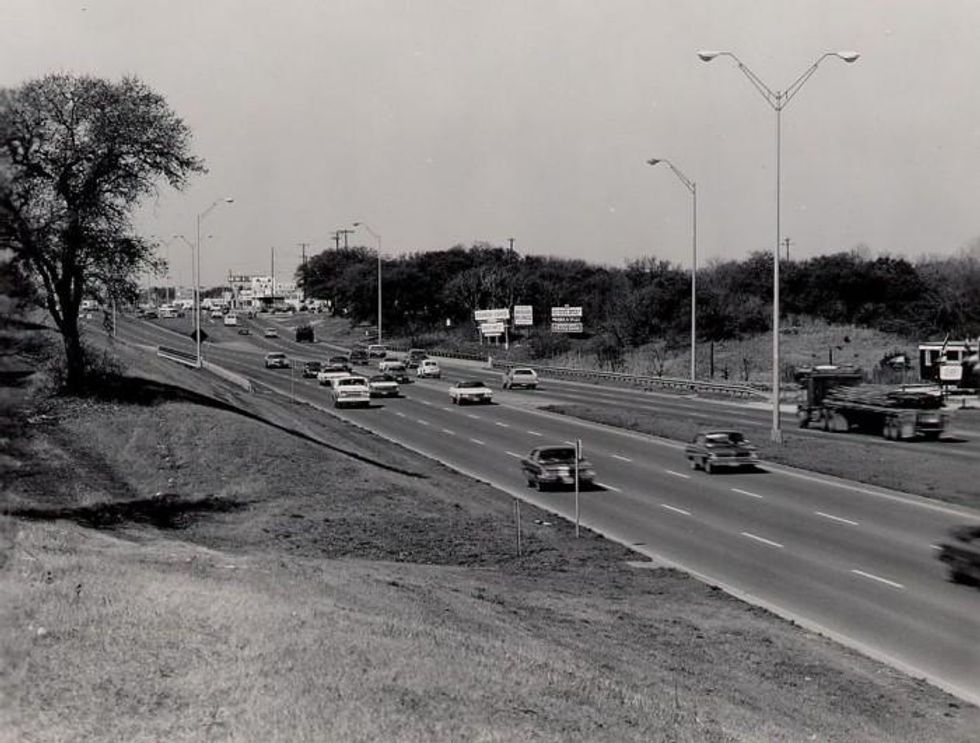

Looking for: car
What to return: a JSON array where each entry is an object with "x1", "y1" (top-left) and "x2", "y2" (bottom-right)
[
  {"x1": 264, "y1": 352, "x2": 290, "y2": 369},
  {"x1": 317, "y1": 364, "x2": 350, "y2": 386},
  {"x1": 502, "y1": 367, "x2": 539, "y2": 390},
  {"x1": 684, "y1": 430, "x2": 759, "y2": 473},
  {"x1": 263, "y1": 328, "x2": 279, "y2": 339},
  {"x1": 330, "y1": 375, "x2": 370, "y2": 408},
  {"x1": 223, "y1": 313, "x2": 239, "y2": 326},
  {"x1": 142, "y1": 308, "x2": 158, "y2": 319},
  {"x1": 210, "y1": 309, "x2": 224, "y2": 319},
  {"x1": 379, "y1": 362, "x2": 410, "y2": 383},
  {"x1": 302, "y1": 361, "x2": 323, "y2": 378},
  {"x1": 520, "y1": 446, "x2": 596, "y2": 491},
  {"x1": 238, "y1": 327, "x2": 251, "y2": 335},
  {"x1": 350, "y1": 347, "x2": 369, "y2": 365},
  {"x1": 449, "y1": 379, "x2": 493, "y2": 405},
  {"x1": 367, "y1": 344, "x2": 387, "y2": 359},
  {"x1": 406, "y1": 348, "x2": 427, "y2": 369},
  {"x1": 368, "y1": 374, "x2": 400, "y2": 398},
  {"x1": 328, "y1": 355, "x2": 352, "y2": 371},
  {"x1": 295, "y1": 324, "x2": 315, "y2": 342},
  {"x1": 378, "y1": 357, "x2": 404, "y2": 373},
  {"x1": 416, "y1": 359, "x2": 441, "y2": 379}
]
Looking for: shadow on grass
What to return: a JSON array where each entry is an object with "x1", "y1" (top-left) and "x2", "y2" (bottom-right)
[{"x1": 6, "y1": 493, "x2": 244, "y2": 531}]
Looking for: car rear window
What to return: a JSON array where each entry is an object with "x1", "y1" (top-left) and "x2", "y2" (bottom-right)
[{"x1": 539, "y1": 448, "x2": 576, "y2": 463}]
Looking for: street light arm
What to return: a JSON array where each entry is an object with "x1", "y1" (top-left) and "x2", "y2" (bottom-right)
[
  {"x1": 352, "y1": 221, "x2": 380, "y2": 242},
  {"x1": 707, "y1": 52, "x2": 780, "y2": 109},
  {"x1": 782, "y1": 52, "x2": 859, "y2": 108}
]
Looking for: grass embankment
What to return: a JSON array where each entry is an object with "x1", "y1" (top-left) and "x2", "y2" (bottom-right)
[{"x1": 1, "y1": 368, "x2": 977, "y2": 741}]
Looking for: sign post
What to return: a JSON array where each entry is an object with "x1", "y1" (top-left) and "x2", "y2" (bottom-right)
[{"x1": 574, "y1": 438, "x2": 582, "y2": 538}]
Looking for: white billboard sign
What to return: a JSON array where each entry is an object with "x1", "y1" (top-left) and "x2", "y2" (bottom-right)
[
  {"x1": 474, "y1": 308, "x2": 510, "y2": 322},
  {"x1": 551, "y1": 321, "x2": 584, "y2": 333},
  {"x1": 480, "y1": 322, "x2": 506, "y2": 335},
  {"x1": 939, "y1": 363, "x2": 963, "y2": 382},
  {"x1": 513, "y1": 305, "x2": 534, "y2": 326},
  {"x1": 551, "y1": 306, "x2": 583, "y2": 319}
]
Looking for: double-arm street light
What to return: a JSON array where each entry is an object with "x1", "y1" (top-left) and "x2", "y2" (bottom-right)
[
  {"x1": 352, "y1": 221, "x2": 382, "y2": 344},
  {"x1": 192, "y1": 197, "x2": 234, "y2": 367},
  {"x1": 697, "y1": 50, "x2": 859, "y2": 443},
  {"x1": 646, "y1": 158, "x2": 697, "y2": 382}
]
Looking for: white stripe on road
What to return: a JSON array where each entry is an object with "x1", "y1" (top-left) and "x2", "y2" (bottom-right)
[
  {"x1": 597, "y1": 482, "x2": 621, "y2": 492},
  {"x1": 732, "y1": 488, "x2": 764, "y2": 499},
  {"x1": 664, "y1": 470, "x2": 691, "y2": 479},
  {"x1": 527, "y1": 430, "x2": 543, "y2": 437},
  {"x1": 815, "y1": 511, "x2": 859, "y2": 526},
  {"x1": 469, "y1": 438, "x2": 485, "y2": 446},
  {"x1": 467, "y1": 414, "x2": 481, "y2": 420},
  {"x1": 441, "y1": 428, "x2": 455, "y2": 436},
  {"x1": 394, "y1": 411, "x2": 406, "y2": 418},
  {"x1": 494, "y1": 421, "x2": 510, "y2": 428},
  {"x1": 851, "y1": 569, "x2": 904, "y2": 590},
  {"x1": 441, "y1": 407, "x2": 453, "y2": 412},
  {"x1": 660, "y1": 504, "x2": 691, "y2": 516},
  {"x1": 416, "y1": 419, "x2": 430, "y2": 426},
  {"x1": 419, "y1": 399, "x2": 433, "y2": 406},
  {"x1": 612, "y1": 454, "x2": 632, "y2": 462},
  {"x1": 505, "y1": 451, "x2": 523, "y2": 459},
  {"x1": 741, "y1": 532, "x2": 784, "y2": 549}
]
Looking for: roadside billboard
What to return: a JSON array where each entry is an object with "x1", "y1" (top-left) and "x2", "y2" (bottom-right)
[
  {"x1": 513, "y1": 305, "x2": 534, "y2": 326},
  {"x1": 480, "y1": 321, "x2": 505, "y2": 336},
  {"x1": 474, "y1": 308, "x2": 509, "y2": 322}
]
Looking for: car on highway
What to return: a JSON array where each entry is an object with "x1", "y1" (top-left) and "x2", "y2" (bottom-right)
[
  {"x1": 379, "y1": 361, "x2": 410, "y2": 383},
  {"x1": 142, "y1": 308, "x2": 158, "y2": 319},
  {"x1": 263, "y1": 328, "x2": 279, "y2": 339},
  {"x1": 210, "y1": 309, "x2": 224, "y2": 319},
  {"x1": 449, "y1": 379, "x2": 493, "y2": 405},
  {"x1": 368, "y1": 374, "x2": 400, "y2": 398},
  {"x1": 264, "y1": 352, "x2": 290, "y2": 369},
  {"x1": 238, "y1": 327, "x2": 250, "y2": 335},
  {"x1": 520, "y1": 446, "x2": 596, "y2": 490},
  {"x1": 302, "y1": 361, "x2": 323, "y2": 378},
  {"x1": 295, "y1": 324, "x2": 315, "y2": 343},
  {"x1": 502, "y1": 367, "x2": 539, "y2": 390},
  {"x1": 223, "y1": 313, "x2": 239, "y2": 326},
  {"x1": 416, "y1": 359, "x2": 441, "y2": 379},
  {"x1": 350, "y1": 347, "x2": 369, "y2": 365},
  {"x1": 367, "y1": 344, "x2": 387, "y2": 359},
  {"x1": 317, "y1": 364, "x2": 350, "y2": 386},
  {"x1": 330, "y1": 375, "x2": 371, "y2": 408},
  {"x1": 328, "y1": 355, "x2": 352, "y2": 371},
  {"x1": 406, "y1": 348, "x2": 427, "y2": 369},
  {"x1": 685, "y1": 430, "x2": 759, "y2": 474},
  {"x1": 378, "y1": 357, "x2": 403, "y2": 373}
]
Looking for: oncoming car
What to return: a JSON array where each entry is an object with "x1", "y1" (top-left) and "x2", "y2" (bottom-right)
[
  {"x1": 316, "y1": 364, "x2": 350, "y2": 386},
  {"x1": 502, "y1": 367, "x2": 539, "y2": 390},
  {"x1": 264, "y1": 352, "x2": 290, "y2": 369},
  {"x1": 684, "y1": 430, "x2": 759, "y2": 474},
  {"x1": 416, "y1": 359, "x2": 441, "y2": 379},
  {"x1": 520, "y1": 446, "x2": 596, "y2": 490},
  {"x1": 302, "y1": 361, "x2": 323, "y2": 378},
  {"x1": 263, "y1": 328, "x2": 279, "y2": 339},
  {"x1": 368, "y1": 374, "x2": 400, "y2": 398},
  {"x1": 330, "y1": 375, "x2": 370, "y2": 408},
  {"x1": 449, "y1": 379, "x2": 493, "y2": 405}
]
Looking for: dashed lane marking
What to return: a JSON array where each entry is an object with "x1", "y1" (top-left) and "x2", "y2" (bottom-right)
[
  {"x1": 597, "y1": 482, "x2": 622, "y2": 492},
  {"x1": 494, "y1": 421, "x2": 510, "y2": 428},
  {"x1": 527, "y1": 430, "x2": 543, "y2": 436},
  {"x1": 851, "y1": 569, "x2": 904, "y2": 590},
  {"x1": 660, "y1": 504, "x2": 691, "y2": 516},
  {"x1": 741, "y1": 532, "x2": 784, "y2": 549},
  {"x1": 732, "y1": 488, "x2": 764, "y2": 499},
  {"x1": 665, "y1": 470, "x2": 691, "y2": 479},
  {"x1": 469, "y1": 438, "x2": 485, "y2": 445},
  {"x1": 416, "y1": 419, "x2": 430, "y2": 426},
  {"x1": 505, "y1": 451, "x2": 523, "y2": 459},
  {"x1": 394, "y1": 411, "x2": 406, "y2": 418},
  {"x1": 441, "y1": 428, "x2": 455, "y2": 436},
  {"x1": 612, "y1": 454, "x2": 632, "y2": 462},
  {"x1": 467, "y1": 414, "x2": 481, "y2": 420},
  {"x1": 815, "y1": 511, "x2": 859, "y2": 526}
]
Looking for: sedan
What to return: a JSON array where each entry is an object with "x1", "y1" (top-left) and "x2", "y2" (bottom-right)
[
  {"x1": 263, "y1": 328, "x2": 279, "y2": 339},
  {"x1": 520, "y1": 446, "x2": 596, "y2": 490},
  {"x1": 368, "y1": 374, "x2": 400, "y2": 398},
  {"x1": 417, "y1": 359, "x2": 441, "y2": 379},
  {"x1": 302, "y1": 361, "x2": 323, "y2": 378},
  {"x1": 502, "y1": 367, "x2": 539, "y2": 390},
  {"x1": 264, "y1": 352, "x2": 290, "y2": 369},
  {"x1": 685, "y1": 430, "x2": 759, "y2": 474},
  {"x1": 449, "y1": 380, "x2": 493, "y2": 405},
  {"x1": 316, "y1": 364, "x2": 350, "y2": 386}
]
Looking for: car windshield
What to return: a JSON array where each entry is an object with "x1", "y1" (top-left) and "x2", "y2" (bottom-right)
[
  {"x1": 338, "y1": 378, "x2": 363, "y2": 386},
  {"x1": 513, "y1": 369, "x2": 534, "y2": 376},
  {"x1": 538, "y1": 447, "x2": 576, "y2": 463},
  {"x1": 370, "y1": 375, "x2": 393, "y2": 382},
  {"x1": 457, "y1": 381, "x2": 485, "y2": 389},
  {"x1": 705, "y1": 432, "x2": 746, "y2": 445},
  {"x1": 268, "y1": 353, "x2": 285, "y2": 359},
  {"x1": 305, "y1": 362, "x2": 321, "y2": 369}
]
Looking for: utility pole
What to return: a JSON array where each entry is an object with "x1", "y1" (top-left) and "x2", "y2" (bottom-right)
[
  {"x1": 331, "y1": 231, "x2": 341, "y2": 250},
  {"x1": 337, "y1": 228, "x2": 354, "y2": 249},
  {"x1": 508, "y1": 237, "x2": 515, "y2": 255},
  {"x1": 271, "y1": 246, "x2": 276, "y2": 300},
  {"x1": 298, "y1": 242, "x2": 309, "y2": 300},
  {"x1": 783, "y1": 237, "x2": 792, "y2": 262}
]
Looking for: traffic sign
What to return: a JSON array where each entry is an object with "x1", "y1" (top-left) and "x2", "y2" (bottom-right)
[
  {"x1": 551, "y1": 322, "x2": 583, "y2": 333},
  {"x1": 551, "y1": 306, "x2": 582, "y2": 319},
  {"x1": 475, "y1": 308, "x2": 510, "y2": 322},
  {"x1": 513, "y1": 305, "x2": 534, "y2": 326},
  {"x1": 480, "y1": 322, "x2": 505, "y2": 335}
]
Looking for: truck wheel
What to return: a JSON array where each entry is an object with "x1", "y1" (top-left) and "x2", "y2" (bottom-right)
[
  {"x1": 688, "y1": 457, "x2": 699, "y2": 471},
  {"x1": 797, "y1": 410, "x2": 810, "y2": 429},
  {"x1": 704, "y1": 459, "x2": 714, "y2": 474}
]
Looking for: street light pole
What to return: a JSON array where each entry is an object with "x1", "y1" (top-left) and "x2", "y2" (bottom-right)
[
  {"x1": 647, "y1": 158, "x2": 697, "y2": 382},
  {"x1": 697, "y1": 50, "x2": 859, "y2": 443},
  {"x1": 352, "y1": 221, "x2": 382, "y2": 344},
  {"x1": 195, "y1": 197, "x2": 234, "y2": 367}
]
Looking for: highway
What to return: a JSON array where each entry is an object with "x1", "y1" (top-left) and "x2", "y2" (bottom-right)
[{"x1": 107, "y1": 314, "x2": 980, "y2": 706}]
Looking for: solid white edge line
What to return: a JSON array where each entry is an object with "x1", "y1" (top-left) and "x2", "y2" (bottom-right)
[
  {"x1": 505, "y1": 451, "x2": 522, "y2": 459},
  {"x1": 660, "y1": 503, "x2": 691, "y2": 516},
  {"x1": 664, "y1": 469, "x2": 691, "y2": 479},
  {"x1": 596, "y1": 482, "x2": 621, "y2": 492},
  {"x1": 851, "y1": 569, "x2": 904, "y2": 590},
  {"x1": 731, "y1": 488, "x2": 764, "y2": 499},
  {"x1": 741, "y1": 531, "x2": 784, "y2": 549},
  {"x1": 612, "y1": 454, "x2": 632, "y2": 462},
  {"x1": 469, "y1": 438, "x2": 485, "y2": 445},
  {"x1": 815, "y1": 511, "x2": 859, "y2": 526}
]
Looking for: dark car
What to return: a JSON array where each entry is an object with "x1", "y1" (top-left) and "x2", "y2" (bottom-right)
[
  {"x1": 684, "y1": 430, "x2": 759, "y2": 474},
  {"x1": 302, "y1": 361, "x2": 323, "y2": 378},
  {"x1": 406, "y1": 348, "x2": 427, "y2": 369},
  {"x1": 264, "y1": 352, "x2": 290, "y2": 369},
  {"x1": 295, "y1": 324, "x2": 315, "y2": 343},
  {"x1": 520, "y1": 446, "x2": 596, "y2": 491},
  {"x1": 350, "y1": 347, "x2": 369, "y2": 365}
]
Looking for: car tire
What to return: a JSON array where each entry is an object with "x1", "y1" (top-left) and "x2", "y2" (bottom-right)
[
  {"x1": 704, "y1": 459, "x2": 714, "y2": 474},
  {"x1": 688, "y1": 457, "x2": 699, "y2": 471}
]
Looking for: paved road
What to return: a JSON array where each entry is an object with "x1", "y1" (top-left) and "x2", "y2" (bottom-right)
[{"x1": 108, "y1": 315, "x2": 980, "y2": 705}]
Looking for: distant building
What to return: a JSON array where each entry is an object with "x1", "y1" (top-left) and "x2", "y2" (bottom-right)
[{"x1": 918, "y1": 339, "x2": 979, "y2": 386}]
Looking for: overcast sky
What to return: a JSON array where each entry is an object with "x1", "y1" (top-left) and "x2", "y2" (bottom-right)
[{"x1": 4, "y1": 1, "x2": 980, "y2": 285}]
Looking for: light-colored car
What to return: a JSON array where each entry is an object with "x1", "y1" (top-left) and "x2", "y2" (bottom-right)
[
  {"x1": 502, "y1": 367, "x2": 539, "y2": 390},
  {"x1": 684, "y1": 430, "x2": 759, "y2": 473},
  {"x1": 263, "y1": 327, "x2": 279, "y2": 338},
  {"x1": 406, "y1": 348, "x2": 427, "y2": 369},
  {"x1": 367, "y1": 344, "x2": 387, "y2": 359},
  {"x1": 378, "y1": 357, "x2": 403, "y2": 373},
  {"x1": 223, "y1": 313, "x2": 239, "y2": 326},
  {"x1": 520, "y1": 446, "x2": 596, "y2": 490},
  {"x1": 449, "y1": 379, "x2": 493, "y2": 405},
  {"x1": 331, "y1": 375, "x2": 370, "y2": 408},
  {"x1": 368, "y1": 374, "x2": 400, "y2": 398},
  {"x1": 317, "y1": 364, "x2": 350, "y2": 386},
  {"x1": 210, "y1": 309, "x2": 224, "y2": 319},
  {"x1": 264, "y1": 352, "x2": 290, "y2": 369},
  {"x1": 416, "y1": 359, "x2": 441, "y2": 379}
]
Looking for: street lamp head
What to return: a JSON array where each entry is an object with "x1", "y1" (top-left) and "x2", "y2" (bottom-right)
[
  {"x1": 835, "y1": 51, "x2": 860, "y2": 63},
  {"x1": 646, "y1": 158, "x2": 662, "y2": 166},
  {"x1": 223, "y1": 197, "x2": 235, "y2": 204},
  {"x1": 697, "y1": 50, "x2": 724, "y2": 62},
  {"x1": 352, "y1": 221, "x2": 361, "y2": 227}
]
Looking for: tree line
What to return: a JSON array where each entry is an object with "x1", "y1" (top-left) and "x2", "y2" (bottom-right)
[{"x1": 298, "y1": 243, "x2": 980, "y2": 348}]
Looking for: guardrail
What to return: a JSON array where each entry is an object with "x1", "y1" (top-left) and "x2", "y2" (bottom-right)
[
  {"x1": 157, "y1": 345, "x2": 198, "y2": 367},
  {"x1": 488, "y1": 359, "x2": 769, "y2": 400}
]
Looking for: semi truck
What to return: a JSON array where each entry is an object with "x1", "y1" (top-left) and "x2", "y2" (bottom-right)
[{"x1": 795, "y1": 366, "x2": 947, "y2": 441}]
